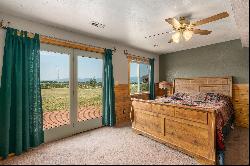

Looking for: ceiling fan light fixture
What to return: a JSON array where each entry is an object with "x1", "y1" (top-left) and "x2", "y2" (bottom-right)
[
  {"x1": 166, "y1": 11, "x2": 229, "y2": 44},
  {"x1": 172, "y1": 32, "x2": 181, "y2": 43},
  {"x1": 183, "y1": 30, "x2": 193, "y2": 41}
]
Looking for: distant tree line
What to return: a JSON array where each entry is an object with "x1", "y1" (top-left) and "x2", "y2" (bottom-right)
[
  {"x1": 130, "y1": 82, "x2": 149, "y2": 94},
  {"x1": 41, "y1": 78, "x2": 102, "y2": 89}
]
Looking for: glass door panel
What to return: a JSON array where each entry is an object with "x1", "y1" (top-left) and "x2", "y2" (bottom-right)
[
  {"x1": 130, "y1": 62, "x2": 139, "y2": 94},
  {"x1": 77, "y1": 56, "x2": 103, "y2": 122},
  {"x1": 40, "y1": 51, "x2": 70, "y2": 130},
  {"x1": 139, "y1": 63, "x2": 150, "y2": 92}
]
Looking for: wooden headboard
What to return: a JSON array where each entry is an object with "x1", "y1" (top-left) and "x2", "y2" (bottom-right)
[{"x1": 174, "y1": 76, "x2": 232, "y2": 97}]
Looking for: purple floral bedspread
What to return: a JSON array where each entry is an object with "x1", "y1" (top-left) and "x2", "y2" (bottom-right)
[{"x1": 155, "y1": 92, "x2": 235, "y2": 151}]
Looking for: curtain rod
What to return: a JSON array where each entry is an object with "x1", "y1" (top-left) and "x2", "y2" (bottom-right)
[
  {"x1": 0, "y1": 20, "x2": 116, "y2": 54},
  {"x1": 124, "y1": 49, "x2": 150, "y2": 60}
]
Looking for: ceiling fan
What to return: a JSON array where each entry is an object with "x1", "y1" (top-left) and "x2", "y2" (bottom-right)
[{"x1": 165, "y1": 11, "x2": 229, "y2": 43}]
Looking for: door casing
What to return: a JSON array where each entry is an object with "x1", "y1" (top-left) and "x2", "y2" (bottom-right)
[{"x1": 42, "y1": 44, "x2": 102, "y2": 143}]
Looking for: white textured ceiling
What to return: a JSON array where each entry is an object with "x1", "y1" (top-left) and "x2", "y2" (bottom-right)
[
  {"x1": 230, "y1": 0, "x2": 249, "y2": 47},
  {"x1": 0, "y1": 0, "x2": 242, "y2": 54}
]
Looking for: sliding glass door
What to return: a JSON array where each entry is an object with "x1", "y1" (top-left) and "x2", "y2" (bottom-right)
[
  {"x1": 40, "y1": 44, "x2": 102, "y2": 142},
  {"x1": 73, "y1": 50, "x2": 102, "y2": 133}
]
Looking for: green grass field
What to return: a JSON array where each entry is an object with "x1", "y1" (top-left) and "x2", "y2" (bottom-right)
[
  {"x1": 130, "y1": 83, "x2": 149, "y2": 94},
  {"x1": 41, "y1": 82, "x2": 148, "y2": 112},
  {"x1": 41, "y1": 87, "x2": 102, "y2": 112}
]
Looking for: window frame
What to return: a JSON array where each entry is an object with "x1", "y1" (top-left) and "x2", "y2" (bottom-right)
[{"x1": 128, "y1": 59, "x2": 150, "y2": 95}]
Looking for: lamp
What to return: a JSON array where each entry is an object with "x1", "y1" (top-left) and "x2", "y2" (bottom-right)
[{"x1": 159, "y1": 81, "x2": 172, "y2": 97}]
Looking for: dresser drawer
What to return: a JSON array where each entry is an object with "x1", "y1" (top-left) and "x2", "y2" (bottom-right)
[{"x1": 175, "y1": 108, "x2": 208, "y2": 124}]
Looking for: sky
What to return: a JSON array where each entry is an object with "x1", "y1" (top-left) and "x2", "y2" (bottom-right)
[
  {"x1": 40, "y1": 50, "x2": 149, "y2": 82},
  {"x1": 130, "y1": 62, "x2": 137, "y2": 77},
  {"x1": 130, "y1": 62, "x2": 149, "y2": 77},
  {"x1": 40, "y1": 51, "x2": 102, "y2": 81},
  {"x1": 130, "y1": 62, "x2": 150, "y2": 83}
]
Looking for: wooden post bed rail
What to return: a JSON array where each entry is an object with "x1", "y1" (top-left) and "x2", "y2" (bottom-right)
[{"x1": 131, "y1": 76, "x2": 232, "y2": 165}]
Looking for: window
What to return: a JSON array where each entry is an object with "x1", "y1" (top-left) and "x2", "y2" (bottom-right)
[{"x1": 130, "y1": 62, "x2": 150, "y2": 94}]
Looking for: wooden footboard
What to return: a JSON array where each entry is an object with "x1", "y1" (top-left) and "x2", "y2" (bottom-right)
[{"x1": 131, "y1": 99, "x2": 216, "y2": 165}]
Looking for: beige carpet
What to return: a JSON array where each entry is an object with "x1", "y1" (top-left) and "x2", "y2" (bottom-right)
[{"x1": 0, "y1": 126, "x2": 248, "y2": 165}]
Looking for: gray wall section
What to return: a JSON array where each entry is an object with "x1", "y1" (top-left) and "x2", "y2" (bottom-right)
[{"x1": 159, "y1": 39, "x2": 249, "y2": 84}]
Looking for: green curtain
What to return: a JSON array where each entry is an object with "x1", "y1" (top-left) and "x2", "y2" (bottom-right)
[
  {"x1": 149, "y1": 58, "x2": 155, "y2": 100},
  {"x1": 0, "y1": 28, "x2": 44, "y2": 159},
  {"x1": 102, "y1": 49, "x2": 116, "y2": 126}
]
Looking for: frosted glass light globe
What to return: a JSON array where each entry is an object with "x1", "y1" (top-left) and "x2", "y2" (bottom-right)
[
  {"x1": 183, "y1": 30, "x2": 193, "y2": 41},
  {"x1": 172, "y1": 32, "x2": 181, "y2": 43}
]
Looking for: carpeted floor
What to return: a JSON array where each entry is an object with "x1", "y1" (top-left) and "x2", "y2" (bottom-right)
[{"x1": 0, "y1": 126, "x2": 248, "y2": 165}]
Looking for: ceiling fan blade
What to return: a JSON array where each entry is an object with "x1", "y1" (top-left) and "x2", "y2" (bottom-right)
[
  {"x1": 191, "y1": 11, "x2": 229, "y2": 26},
  {"x1": 193, "y1": 29, "x2": 212, "y2": 35},
  {"x1": 165, "y1": 18, "x2": 181, "y2": 29}
]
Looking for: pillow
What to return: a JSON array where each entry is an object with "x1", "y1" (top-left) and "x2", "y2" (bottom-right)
[
  {"x1": 216, "y1": 93, "x2": 231, "y2": 102},
  {"x1": 191, "y1": 92, "x2": 207, "y2": 102},
  {"x1": 205, "y1": 92, "x2": 220, "y2": 103},
  {"x1": 171, "y1": 92, "x2": 189, "y2": 100}
]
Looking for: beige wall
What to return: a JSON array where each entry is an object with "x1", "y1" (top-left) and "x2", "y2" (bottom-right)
[{"x1": 0, "y1": 12, "x2": 159, "y2": 85}]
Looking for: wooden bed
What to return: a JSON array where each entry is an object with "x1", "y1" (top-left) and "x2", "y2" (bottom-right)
[{"x1": 131, "y1": 76, "x2": 232, "y2": 165}]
